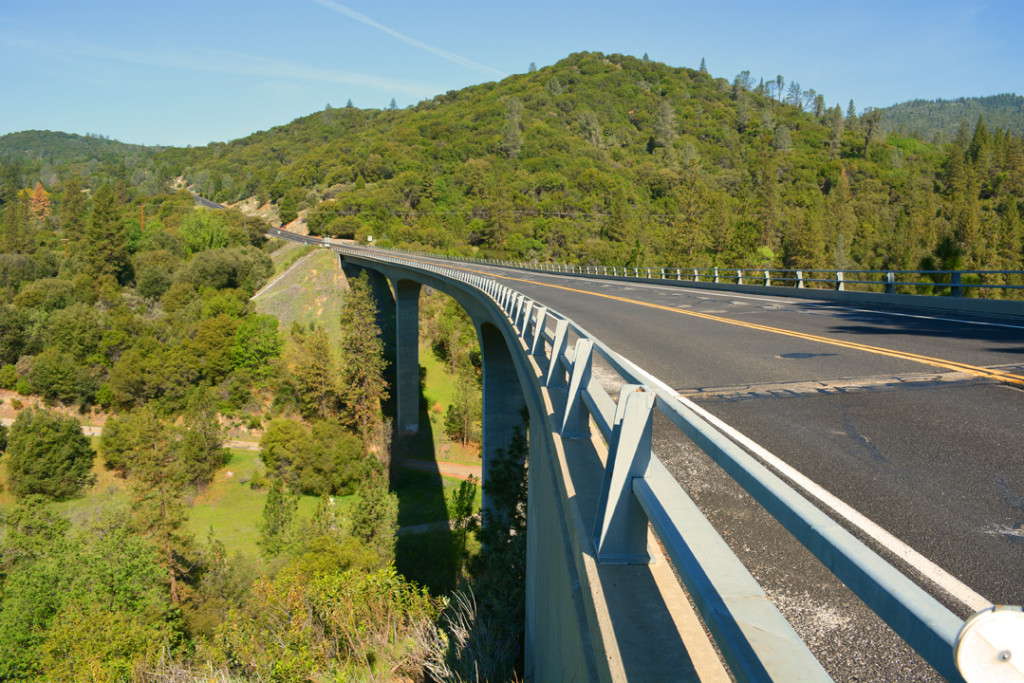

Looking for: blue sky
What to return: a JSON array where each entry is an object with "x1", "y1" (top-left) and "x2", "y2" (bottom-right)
[{"x1": 2, "y1": 0, "x2": 1021, "y2": 147}]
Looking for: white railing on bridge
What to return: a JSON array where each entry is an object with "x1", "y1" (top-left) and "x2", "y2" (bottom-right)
[{"x1": 413, "y1": 249, "x2": 1024, "y2": 300}]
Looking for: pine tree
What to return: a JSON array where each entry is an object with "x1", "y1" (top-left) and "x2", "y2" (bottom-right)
[
  {"x1": 501, "y1": 97, "x2": 524, "y2": 160},
  {"x1": 349, "y1": 469, "x2": 397, "y2": 565},
  {"x1": 135, "y1": 413, "x2": 189, "y2": 600},
  {"x1": 58, "y1": 176, "x2": 86, "y2": 235},
  {"x1": 654, "y1": 100, "x2": 678, "y2": 149},
  {"x1": 258, "y1": 478, "x2": 297, "y2": 556},
  {"x1": 28, "y1": 182, "x2": 51, "y2": 225},
  {"x1": 83, "y1": 184, "x2": 132, "y2": 284},
  {"x1": 290, "y1": 325, "x2": 342, "y2": 419},
  {"x1": 338, "y1": 273, "x2": 389, "y2": 458}
]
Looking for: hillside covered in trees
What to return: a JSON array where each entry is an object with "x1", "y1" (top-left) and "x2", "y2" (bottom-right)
[
  {"x1": 140, "y1": 51, "x2": 1023, "y2": 283},
  {"x1": 4, "y1": 52, "x2": 1024, "y2": 283}
]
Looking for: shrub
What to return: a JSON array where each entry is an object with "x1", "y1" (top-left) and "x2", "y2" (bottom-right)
[{"x1": 6, "y1": 409, "x2": 95, "y2": 500}]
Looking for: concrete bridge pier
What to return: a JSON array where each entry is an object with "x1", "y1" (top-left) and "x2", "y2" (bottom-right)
[
  {"x1": 477, "y1": 321, "x2": 527, "y2": 521},
  {"x1": 394, "y1": 279, "x2": 422, "y2": 435}
]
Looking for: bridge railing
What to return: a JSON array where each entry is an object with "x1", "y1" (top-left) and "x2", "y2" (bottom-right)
[
  {"x1": 419, "y1": 249, "x2": 1024, "y2": 300},
  {"x1": 330, "y1": 243, "x2": 1016, "y2": 683}
]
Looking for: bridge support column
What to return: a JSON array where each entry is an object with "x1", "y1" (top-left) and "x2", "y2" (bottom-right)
[
  {"x1": 395, "y1": 280, "x2": 421, "y2": 435},
  {"x1": 478, "y1": 321, "x2": 527, "y2": 521}
]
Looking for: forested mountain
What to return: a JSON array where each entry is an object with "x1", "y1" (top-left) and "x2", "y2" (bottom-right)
[
  {"x1": 0, "y1": 130, "x2": 164, "y2": 194},
  {"x1": 879, "y1": 94, "x2": 1024, "y2": 142},
  {"x1": 151, "y1": 51, "x2": 1023, "y2": 279}
]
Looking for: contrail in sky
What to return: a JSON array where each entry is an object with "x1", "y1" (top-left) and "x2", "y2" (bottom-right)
[{"x1": 311, "y1": 0, "x2": 507, "y2": 79}]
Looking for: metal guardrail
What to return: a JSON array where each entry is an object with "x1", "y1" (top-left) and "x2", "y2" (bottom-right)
[
  {"x1": 330, "y1": 243, "x2": 1022, "y2": 683},
  {"x1": 423, "y1": 251, "x2": 1024, "y2": 299}
]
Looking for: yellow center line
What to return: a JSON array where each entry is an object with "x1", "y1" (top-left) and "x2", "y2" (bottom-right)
[{"x1": 402, "y1": 254, "x2": 1024, "y2": 388}]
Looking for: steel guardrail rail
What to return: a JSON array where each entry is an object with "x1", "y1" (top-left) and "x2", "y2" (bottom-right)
[{"x1": 376, "y1": 243, "x2": 1024, "y2": 299}]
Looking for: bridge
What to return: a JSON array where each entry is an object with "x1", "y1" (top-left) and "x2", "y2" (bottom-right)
[{"x1": 268, "y1": 229, "x2": 1024, "y2": 682}]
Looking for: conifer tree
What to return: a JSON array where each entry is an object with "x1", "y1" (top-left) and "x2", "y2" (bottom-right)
[
  {"x1": 83, "y1": 183, "x2": 132, "y2": 284},
  {"x1": 501, "y1": 97, "x2": 524, "y2": 160},
  {"x1": 338, "y1": 273, "x2": 389, "y2": 457},
  {"x1": 28, "y1": 182, "x2": 50, "y2": 225},
  {"x1": 258, "y1": 478, "x2": 297, "y2": 557},
  {"x1": 58, "y1": 176, "x2": 86, "y2": 235},
  {"x1": 290, "y1": 325, "x2": 342, "y2": 419},
  {"x1": 122, "y1": 408, "x2": 190, "y2": 605}
]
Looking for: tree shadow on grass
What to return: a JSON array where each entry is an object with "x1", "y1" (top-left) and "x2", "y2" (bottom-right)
[{"x1": 392, "y1": 367, "x2": 459, "y2": 594}]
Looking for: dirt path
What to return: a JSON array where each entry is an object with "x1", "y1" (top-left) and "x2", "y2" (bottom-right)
[{"x1": 392, "y1": 457, "x2": 482, "y2": 482}]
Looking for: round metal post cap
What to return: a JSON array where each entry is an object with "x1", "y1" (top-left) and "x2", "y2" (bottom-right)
[{"x1": 955, "y1": 606, "x2": 1024, "y2": 682}]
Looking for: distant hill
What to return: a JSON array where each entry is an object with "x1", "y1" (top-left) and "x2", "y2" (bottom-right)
[
  {"x1": 0, "y1": 130, "x2": 161, "y2": 191},
  {"x1": 878, "y1": 94, "x2": 1024, "y2": 142},
  {"x1": 3, "y1": 52, "x2": 1022, "y2": 274},
  {"x1": 154, "y1": 51, "x2": 1024, "y2": 273}
]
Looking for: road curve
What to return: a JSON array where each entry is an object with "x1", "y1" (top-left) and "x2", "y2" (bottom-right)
[{"x1": 379, "y1": 253, "x2": 1024, "y2": 682}]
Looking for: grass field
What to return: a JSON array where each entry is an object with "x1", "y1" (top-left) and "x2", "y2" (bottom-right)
[
  {"x1": 417, "y1": 340, "x2": 483, "y2": 466},
  {"x1": 254, "y1": 242, "x2": 347, "y2": 353}
]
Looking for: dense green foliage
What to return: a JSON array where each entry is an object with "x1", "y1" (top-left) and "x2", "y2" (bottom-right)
[
  {"x1": 147, "y1": 52, "x2": 1024, "y2": 285},
  {"x1": 0, "y1": 135, "x2": 449, "y2": 679},
  {"x1": 0, "y1": 501, "x2": 171, "y2": 681},
  {"x1": 259, "y1": 418, "x2": 369, "y2": 496},
  {"x1": 0, "y1": 130, "x2": 164, "y2": 195},
  {"x1": 6, "y1": 410, "x2": 94, "y2": 500}
]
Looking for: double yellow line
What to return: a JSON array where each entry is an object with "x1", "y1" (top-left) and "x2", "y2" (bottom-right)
[{"x1": 427, "y1": 258, "x2": 1024, "y2": 388}]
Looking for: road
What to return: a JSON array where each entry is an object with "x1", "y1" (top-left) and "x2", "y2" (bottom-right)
[{"x1": 394, "y1": 255, "x2": 1024, "y2": 682}]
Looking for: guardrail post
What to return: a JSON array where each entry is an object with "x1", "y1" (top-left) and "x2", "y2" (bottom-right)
[
  {"x1": 593, "y1": 386, "x2": 655, "y2": 564},
  {"x1": 951, "y1": 271, "x2": 963, "y2": 297},
  {"x1": 511, "y1": 294, "x2": 524, "y2": 323},
  {"x1": 836, "y1": 271, "x2": 845, "y2": 291},
  {"x1": 561, "y1": 338, "x2": 593, "y2": 438},
  {"x1": 796, "y1": 270, "x2": 804, "y2": 288},
  {"x1": 519, "y1": 301, "x2": 534, "y2": 336},
  {"x1": 676, "y1": 268, "x2": 682, "y2": 281},
  {"x1": 545, "y1": 319, "x2": 569, "y2": 387},
  {"x1": 714, "y1": 267, "x2": 720, "y2": 284},
  {"x1": 885, "y1": 271, "x2": 896, "y2": 295},
  {"x1": 647, "y1": 267, "x2": 652, "y2": 278},
  {"x1": 693, "y1": 269, "x2": 698, "y2": 282},
  {"x1": 736, "y1": 269, "x2": 743, "y2": 285},
  {"x1": 530, "y1": 306, "x2": 547, "y2": 356},
  {"x1": 764, "y1": 269, "x2": 771, "y2": 287}
]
